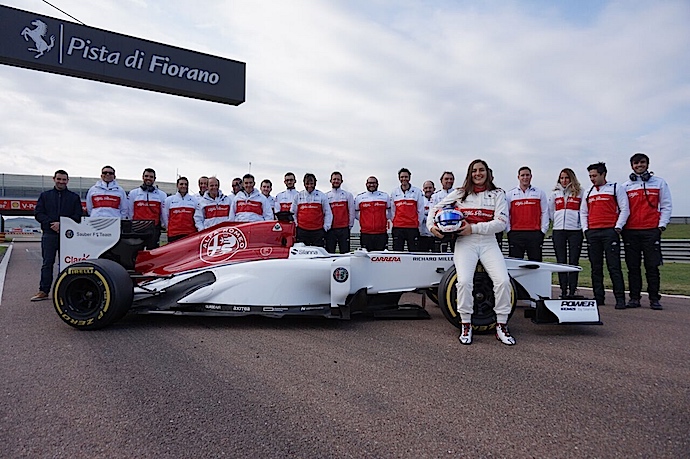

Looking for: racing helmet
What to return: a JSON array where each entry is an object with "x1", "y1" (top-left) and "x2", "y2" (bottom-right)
[{"x1": 434, "y1": 206, "x2": 465, "y2": 233}]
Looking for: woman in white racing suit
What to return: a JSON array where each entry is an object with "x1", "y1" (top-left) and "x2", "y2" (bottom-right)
[{"x1": 428, "y1": 159, "x2": 515, "y2": 346}]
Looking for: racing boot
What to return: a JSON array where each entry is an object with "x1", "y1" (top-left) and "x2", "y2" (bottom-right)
[
  {"x1": 495, "y1": 323, "x2": 516, "y2": 346},
  {"x1": 626, "y1": 299, "x2": 641, "y2": 309},
  {"x1": 458, "y1": 323, "x2": 472, "y2": 345}
]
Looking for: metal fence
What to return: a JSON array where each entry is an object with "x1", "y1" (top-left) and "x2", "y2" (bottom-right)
[{"x1": 349, "y1": 234, "x2": 690, "y2": 262}]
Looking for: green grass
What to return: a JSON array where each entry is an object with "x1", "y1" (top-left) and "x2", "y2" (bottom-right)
[
  {"x1": 546, "y1": 223, "x2": 689, "y2": 239},
  {"x1": 660, "y1": 223, "x2": 690, "y2": 239},
  {"x1": 547, "y1": 258, "x2": 690, "y2": 296}
]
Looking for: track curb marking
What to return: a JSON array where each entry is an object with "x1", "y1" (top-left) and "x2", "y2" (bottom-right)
[{"x1": 0, "y1": 242, "x2": 15, "y2": 306}]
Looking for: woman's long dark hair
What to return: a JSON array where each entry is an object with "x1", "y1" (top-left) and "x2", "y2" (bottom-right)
[{"x1": 459, "y1": 159, "x2": 498, "y2": 202}]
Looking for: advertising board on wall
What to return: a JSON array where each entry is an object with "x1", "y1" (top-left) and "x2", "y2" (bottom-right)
[{"x1": 0, "y1": 5, "x2": 245, "y2": 105}]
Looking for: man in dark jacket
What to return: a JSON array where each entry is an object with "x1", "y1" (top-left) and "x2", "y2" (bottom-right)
[{"x1": 32, "y1": 170, "x2": 83, "y2": 301}]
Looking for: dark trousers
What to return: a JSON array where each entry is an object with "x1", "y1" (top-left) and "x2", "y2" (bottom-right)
[
  {"x1": 325, "y1": 227, "x2": 351, "y2": 254},
  {"x1": 296, "y1": 227, "x2": 326, "y2": 247},
  {"x1": 586, "y1": 228, "x2": 625, "y2": 304},
  {"x1": 508, "y1": 230, "x2": 544, "y2": 261},
  {"x1": 167, "y1": 233, "x2": 192, "y2": 243},
  {"x1": 360, "y1": 233, "x2": 388, "y2": 251},
  {"x1": 40, "y1": 232, "x2": 60, "y2": 293},
  {"x1": 552, "y1": 229, "x2": 584, "y2": 296},
  {"x1": 392, "y1": 227, "x2": 419, "y2": 251},
  {"x1": 622, "y1": 228, "x2": 662, "y2": 302},
  {"x1": 418, "y1": 235, "x2": 435, "y2": 252}
]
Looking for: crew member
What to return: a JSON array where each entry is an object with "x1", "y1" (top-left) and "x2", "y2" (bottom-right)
[
  {"x1": 86, "y1": 165, "x2": 129, "y2": 218},
  {"x1": 418, "y1": 180, "x2": 436, "y2": 252},
  {"x1": 196, "y1": 176, "x2": 209, "y2": 201},
  {"x1": 355, "y1": 176, "x2": 391, "y2": 251},
  {"x1": 274, "y1": 172, "x2": 298, "y2": 215},
  {"x1": 430, "y1": 171, "x2": 455, "y2": 206},
  {"x1": 326, "y1": 171, "x2": 355, "y2": 253},
  {"x1": 128, "y1": 168, "x2": 168, "y2": 249},
  {"x1": 194, "y1": 177, "x2": 233, "y2": 230},
  {"x1": 431, "y1": 171, "x2": 455, "y2": 252},
  {"x1": 260, "y1": 179, "x2": 276, "y2": 219},
  {"x1": 390, "y1": 167, "x2": 424, "y2": 251},
  {"x1": 429, "y1": 159, "x2": 515, "y2": 346},
  {"x1": 231, "y1": 177, "x2": 242, "y2": 196},
  {"x1": 32, "y1": 170, "x2": 83, "y2": 301},
  {"x1": 581, "y1": 162, "x2": 630, "y2": 309},
  {"x1": 230, "y1": 174, "x2": 273, "y2": 222},
  {"x1": 622, "y1": 153, "x2": 672, "y2": 310},
  {"x1": 548, "y1": 168, "x2": 584, "y2": 299},
  {"x1": 506, "y1": 166, "x2": 549, "y2": 261},
  {"x1": 163, "y1": 176, "x2": 198, "y2": 243},
  {"x1": 291, "y1": 173, "x2": 332, "y2": 247}
]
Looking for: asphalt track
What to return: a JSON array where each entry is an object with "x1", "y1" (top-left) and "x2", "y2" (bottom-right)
[{"x1": 1, "y1": 242, "x2": 688, "y2": 458}]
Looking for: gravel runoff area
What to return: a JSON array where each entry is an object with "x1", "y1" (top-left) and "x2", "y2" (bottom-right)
[{"x1": 1, "y1": 241, "x2": 688, "y2": 458}]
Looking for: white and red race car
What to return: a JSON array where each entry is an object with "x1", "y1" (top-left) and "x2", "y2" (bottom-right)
[{"x1": 53, "y1": 216, "x2": 601, "y2": 330}]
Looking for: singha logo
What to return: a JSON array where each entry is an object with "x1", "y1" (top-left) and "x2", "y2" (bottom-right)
[{"x1": 21, "y1": 19, "x2": 55, "y2": 58}]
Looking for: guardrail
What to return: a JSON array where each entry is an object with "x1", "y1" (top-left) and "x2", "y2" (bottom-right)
[{"x1": 348, "y1": 234, "x2": 690, "y2": 262}]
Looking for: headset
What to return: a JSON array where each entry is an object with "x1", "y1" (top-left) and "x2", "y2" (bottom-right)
[
  {"x1": 140, "y1": 183, "x2": 156, "y2": 192},
  {"x1": 629, "y1": 171, "x2": 653, "y2": 182}
]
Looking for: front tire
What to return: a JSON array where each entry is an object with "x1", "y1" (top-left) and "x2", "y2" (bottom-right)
[
  {"x1": 438, "y1": 265, "x2": 517, "y2": 332},
  {"x1": 53, "y1": 259, "x2": 133, "y2": 330}
]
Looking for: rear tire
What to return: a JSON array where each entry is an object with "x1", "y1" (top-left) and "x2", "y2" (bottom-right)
[
  {"x1": 53, "y1": 259, "x2": 133, "y2": 330},
  {"x1": 438, "y1": 265, "x2": 517, "y2": 332}
]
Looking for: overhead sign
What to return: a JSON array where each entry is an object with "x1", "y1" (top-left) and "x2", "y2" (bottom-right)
[{"x1": 0, "y1": 5, "x2": 245, "y2": 105}]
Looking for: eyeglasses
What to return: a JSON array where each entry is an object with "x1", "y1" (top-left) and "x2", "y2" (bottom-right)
[{"x1": 101, "y1": 171, "x2": 115, "y2": 175}]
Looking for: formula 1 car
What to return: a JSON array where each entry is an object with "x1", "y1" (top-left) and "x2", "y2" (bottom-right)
[{"x1": 52, "y1": 216, "x2": 601, "y2": 330}]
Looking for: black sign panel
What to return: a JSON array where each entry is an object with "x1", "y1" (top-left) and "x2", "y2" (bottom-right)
[{"x1": 0, "y1": 5, "x2": 245, "y2": 105}]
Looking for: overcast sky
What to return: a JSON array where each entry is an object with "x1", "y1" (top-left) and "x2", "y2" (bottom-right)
[{"x1": 1, "y1": 0, "x2": 688, "y2": 214}]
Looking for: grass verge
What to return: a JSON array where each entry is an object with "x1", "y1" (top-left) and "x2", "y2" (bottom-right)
[{"x1": 547, "y1": 258, "x2": 690, "y2": 297}]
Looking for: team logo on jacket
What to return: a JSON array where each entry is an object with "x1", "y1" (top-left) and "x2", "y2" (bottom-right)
[{"x1": 199, "y1": 227, "x2": 247, "y2": 264}]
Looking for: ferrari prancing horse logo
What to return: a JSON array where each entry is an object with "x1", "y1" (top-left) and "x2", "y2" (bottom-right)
[{"x1": 21, "y1": 19, "x2": 55, "y2": 59}]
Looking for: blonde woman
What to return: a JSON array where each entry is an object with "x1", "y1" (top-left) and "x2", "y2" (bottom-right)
[{"x1": 548, "y1": 168, "x2": 584, "y2": 298}]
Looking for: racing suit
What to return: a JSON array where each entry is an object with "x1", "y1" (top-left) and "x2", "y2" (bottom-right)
[
  {"x1": 428, "y1": 188, "x2": 512, "y2": 324},
  {"x1": 86, "y1": 179, "x2": 129, "y2": 218},
  {"x1": 622, "y1": 175, "x2": 672, "y2": 304},
  {"x1": 128, "y1": 185, "x2": 168, "y2": 248},
  {"x1": 581, "y1": 182, "x2": 630, "y2": 306},
  {"x1": 274, "y1": 189, "x2": 298, "y2": 215},
  {"x1": 231, "y1": 189, "x2": 273, "y2": 222},
  {"x1": 194, "y1": 192, "x2": 233, "y2": 231},
  {"x1": 326, "y1": 187, "x2": 355, "y2": 253},
  {"x1": 163, "y1": 192, "x2": 198, "y2": 242},
  {"x1": 548, "y1": 184, "x2": 584, "y2": 296},
  {"x1": 291, "y1": 189, "x2": 333, "y2": 247},
  {"x1": 390, "y1": 185, "x2": 424, "y2": 251},
  {"x1": 506, "y1": 185, "x2": 549, "y2": 261},
  {"x1": 354, "y1": 190, "x2": 391, "y2": 251}
]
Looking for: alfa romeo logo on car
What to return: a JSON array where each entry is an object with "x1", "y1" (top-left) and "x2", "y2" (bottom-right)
[
  {"x1": 333, "y1": 267, "x2": 349, "y2": 283},
  {"x1": 65, "y1": 229, "x2": 74, "y2": 239},
  {"x1": 199, "y1": 227, "x2": 247, "y2": 264}
]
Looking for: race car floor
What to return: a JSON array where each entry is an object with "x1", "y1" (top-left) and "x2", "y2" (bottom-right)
[{"x1": 1, "y1": 242, "x2": 688, "y2": 458}]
